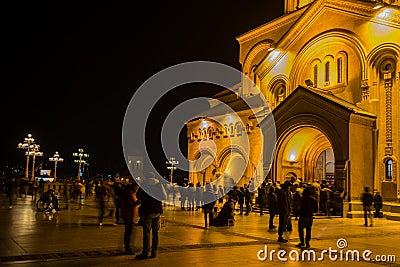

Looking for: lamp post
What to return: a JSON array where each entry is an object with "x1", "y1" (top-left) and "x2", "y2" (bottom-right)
[
  {"x1": 49, "y1": 152, "x2": 64, "y2": 180},
  {"x1": 166, "y1": 157, "x2": 179, "y2": 183},
  {"x1": 27, "y1": 144, "x2": 43, "y2": 182},
  {"x1": 73, "y1": 148, "x2": 89, "y2": 181},
  {"x1": 17, "y1": 133, "x2": 35, "y2": 179}
]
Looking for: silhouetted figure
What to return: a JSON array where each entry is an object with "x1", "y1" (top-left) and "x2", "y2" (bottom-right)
[
  {"x1": 362, "y1": 186, "x2": 374, "y2": 227},
  {"x1": 237, "y1": 187, "x2": 245, "y2": 215},
  {"x1": 267, "y1": 185, "x2": 278, "y2": 230},
  {"x1": 258, "y1": 181, "x2": 267, "y2": 216},
  {"x1": 295, "y1": 186, "x2": 318, "y2": 248},
  {"x1": 120, "y1": 183, "x2": 140, "y2": 255},
  {"x1": 277, "y1": 181, "x2": 292, "y2": 243},
  {"x1": 210, "y1": 194, "x2": 235, "y2": 226},
  {"x1": 203, "y1": 184, "x2": 216, "y2": 228},
  {"x1": 136, "y1": 177, "x2": 167, "y2": 260},
  {"x1": 373, "y1": 191, "x2": 383, "y2": 218}
]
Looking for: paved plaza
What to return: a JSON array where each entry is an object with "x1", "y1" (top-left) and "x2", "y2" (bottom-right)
[{"x1": 0, "y1": 193, "x2": 399, "y2": 267}]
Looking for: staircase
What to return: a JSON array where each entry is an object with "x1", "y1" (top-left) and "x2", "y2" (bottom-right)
[{"x1": 346, "y1": 201, "x2": 400, "y2": 221}]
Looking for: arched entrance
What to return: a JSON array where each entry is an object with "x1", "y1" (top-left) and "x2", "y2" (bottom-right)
[
  {"x1": 260, "y1": 86, "x2": 377, "y2": 216},
  {"x1": 274, "y1": 126, "x2": 335, "y2": 184}
]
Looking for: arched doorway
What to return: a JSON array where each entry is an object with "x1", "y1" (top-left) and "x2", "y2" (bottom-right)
[{"x1": 274, "y1": 126, "x2": 335, "y2": 184}]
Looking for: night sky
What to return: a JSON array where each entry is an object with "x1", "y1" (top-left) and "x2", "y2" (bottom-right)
[{"x1": 1, "y1": 1, "x2": 283, "y2": 178}]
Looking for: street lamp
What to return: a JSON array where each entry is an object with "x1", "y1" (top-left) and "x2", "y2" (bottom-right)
[
  {"x1": 27, "y1": 144, "x2": 43, "y2": 182},
  {"x1": 49, "y1": 152, "x2": 64, "y2": 180},
  {"x1": 166, "y1": 157, "x2": 179, "y2": 183},
  {"x1": 73, "y1": 148, "x2": 89, "y2": 181},
  {"x1": 17, "y1": 133, "x2": 35, "y2": 179}
]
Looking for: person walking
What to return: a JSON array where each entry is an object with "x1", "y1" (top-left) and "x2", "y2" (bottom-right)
[
  {"x1": 362, "y1": 186, "x2": 374, "y2": 227},
  {"x1": 136, "y1": 176, "x2": 167, "y2": 260},
  {"x1": 267, "y1": 185, "x2": 278, "y2": 230},
  {"x1": 295, "y1": 186, "x2": 318, "y2": 248},
  {"x1": 373, "y1": 191, "x2": 383, "y2": 218},
  {"x1": 120, "y1": 183, "x2": 140, "y2": 255},
  {"x1": 277, "y1": 181, "x2": 292, "y2": 243}
]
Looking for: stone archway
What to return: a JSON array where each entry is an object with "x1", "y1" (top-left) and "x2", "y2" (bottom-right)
[{"x1": 260, "y1": 86, "x2": 377, "y2": 216}]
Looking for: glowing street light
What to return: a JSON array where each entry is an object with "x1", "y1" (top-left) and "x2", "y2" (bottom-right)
[
  {"x1": 27, "y1": 144, "x2": 43, "y2": 182},
  {"x1": 49, "y1": 152, "x2": 64, "y2": 179},
  {"x1": 73, "y1": 148, "x2": 89, "y2": 181},
  {"x1": 17, "y1": 133, "x2": 35, "y2": 179},
  {"x1": 166, "y1": 157, "x2": 179, "y2": 183}
]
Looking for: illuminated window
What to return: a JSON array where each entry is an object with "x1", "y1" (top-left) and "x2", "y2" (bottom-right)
[
  {"x1": 325, "y1": 61, "x2": 330, "y2": 83},
  {"x1": 313, "y1": 65, "x2": 318, "y2": 87},
  {"x1": 337, "y1": 57, "x2": 343, "y2": 83},
  {"x1": 386, "y1": 159, "x2": 393, "y2": 181}
]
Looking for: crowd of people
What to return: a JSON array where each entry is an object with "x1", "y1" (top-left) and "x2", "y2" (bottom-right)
[{"x1": 2, "y1": 174, "x2": 387, "y2": 256}]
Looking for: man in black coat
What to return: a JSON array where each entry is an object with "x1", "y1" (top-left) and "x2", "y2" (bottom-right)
[
  {"x1": 277, "y1": 181, "x2": 292, "y2": 243},
  {"x1": 362, "y1": 186, "x2": 374, "y2": 227}
]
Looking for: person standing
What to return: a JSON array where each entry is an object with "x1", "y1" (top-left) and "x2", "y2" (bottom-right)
[
  {"x1": 120, "y1": 183, "x2": 140, "y2": 255},
  {"x1": 373, "y1": 191, "x2": 383, "y2": 218},
  {"x1": 203, "y1": 183, "x2": 216, "y2": 227},
  {"x1": 97, "y1": 182, "x2": 107, "y2": 226},
  {"x1": 267, "y1": 185, "x2": 278, "y2": 230},
  {"x1": 113, "y1": 181, "x2": 123, "y2": 224},
  {"x1": 277, "y1": 181, "x2": 292, "y2": 243},
  {"x1": 362, "y1": 186, "x2": 374, "y2": 227},
  {"x1": 258, "y1": 181, "x2": 267, "y2": 216},
  {"x1": 295, "y1": 186, "x2": 318, "y2": 248},
  {"x1": 237, "y1": 187, "x2": 245, "y2": 215},
  {"x1": 136, "y1": 176, "x2": 167, "y2": 260}
]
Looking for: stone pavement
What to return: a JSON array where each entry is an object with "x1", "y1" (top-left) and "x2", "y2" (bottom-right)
[{"x1": 0, "y1": 193, "x2": 399, "y2": 267}]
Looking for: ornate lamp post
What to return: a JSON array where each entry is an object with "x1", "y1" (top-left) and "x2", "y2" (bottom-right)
[
  {"x1": 49, "y1": 152, "x2": 64, "y2": 180},
  {"x1": 17, "y1": 133, "x2": 35, "y2": 179},
  {"x1": 166, "y1": 157, "x2": 179, "y2": 183},
  {"x1": 27, "y1": 144, "x2": 43, "y2": 182},
  {"x1": 73, "y1": 148, "x2": 89, "y2": 181}
]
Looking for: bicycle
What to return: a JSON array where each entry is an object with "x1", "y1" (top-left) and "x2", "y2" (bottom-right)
[{"x1": 36, "y1": 189, "x2": 60, "y2": 212}]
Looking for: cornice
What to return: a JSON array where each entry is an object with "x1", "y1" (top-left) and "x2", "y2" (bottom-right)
[{"x1": 236, "y1": 11, "x2": 303, "y2": 45}]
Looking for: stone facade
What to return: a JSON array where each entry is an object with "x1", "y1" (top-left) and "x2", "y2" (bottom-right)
[{"x1": 187, "y1": 0, "x2": 400, "y2": 204}]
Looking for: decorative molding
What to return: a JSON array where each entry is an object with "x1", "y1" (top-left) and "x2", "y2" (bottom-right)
[
  {"x1": 349, "y1": 114, "x2": 375, "y2": 127},
  {"x1": 361, "y1": 79, "x2": 370, "y2": 101},
  {"x1": 385, "y1": 79, "x2": 393, "y2": 155},
  {"x1": 236, "y1": 12, "x2": 303, "y2": 44}
]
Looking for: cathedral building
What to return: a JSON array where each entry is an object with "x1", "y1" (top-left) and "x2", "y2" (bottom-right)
[{"x1": 187, "y1": 0, "x2": 400, "y2": 217}]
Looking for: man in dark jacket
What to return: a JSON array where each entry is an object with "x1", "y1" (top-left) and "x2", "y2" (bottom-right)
[
  {"x1": 296, "y1": 186, "x2": 318, "y2": 248},
  {"x1": 136, "y1": 177, "x2": 167, "y2": 260},
  {"x1": 373, "y1": 191, "x2": 383, "y2": 218},
  {"x1": 277, "y1": 181, "x2": 292, "y2": 243}
]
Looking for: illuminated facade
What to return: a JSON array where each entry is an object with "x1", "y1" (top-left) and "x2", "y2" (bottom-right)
[{"x1": 187, "y1": 0, "x2": 400, "y2": 214}]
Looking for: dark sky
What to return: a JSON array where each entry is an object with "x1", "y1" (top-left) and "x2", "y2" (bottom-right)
[{"x1": 1, "y1": 1, "x2": 283, "y2": 177}]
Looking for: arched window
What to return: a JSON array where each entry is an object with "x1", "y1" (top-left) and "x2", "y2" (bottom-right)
[
  {"x1": 325, "y1": 61, "x2": 330, "y2": 84},
  {"x1": 313, "y1": 65, "x2": 318, "y2": 87},
  {"x1": 270, "y1": 81, "x2": 286, "y2": 108},
  {"x1": 337, "y1": 57, "x2": 343, "y2": 83},
  {"x1": 386, "y1": 159, "x2": 393, "y2": 181}
]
